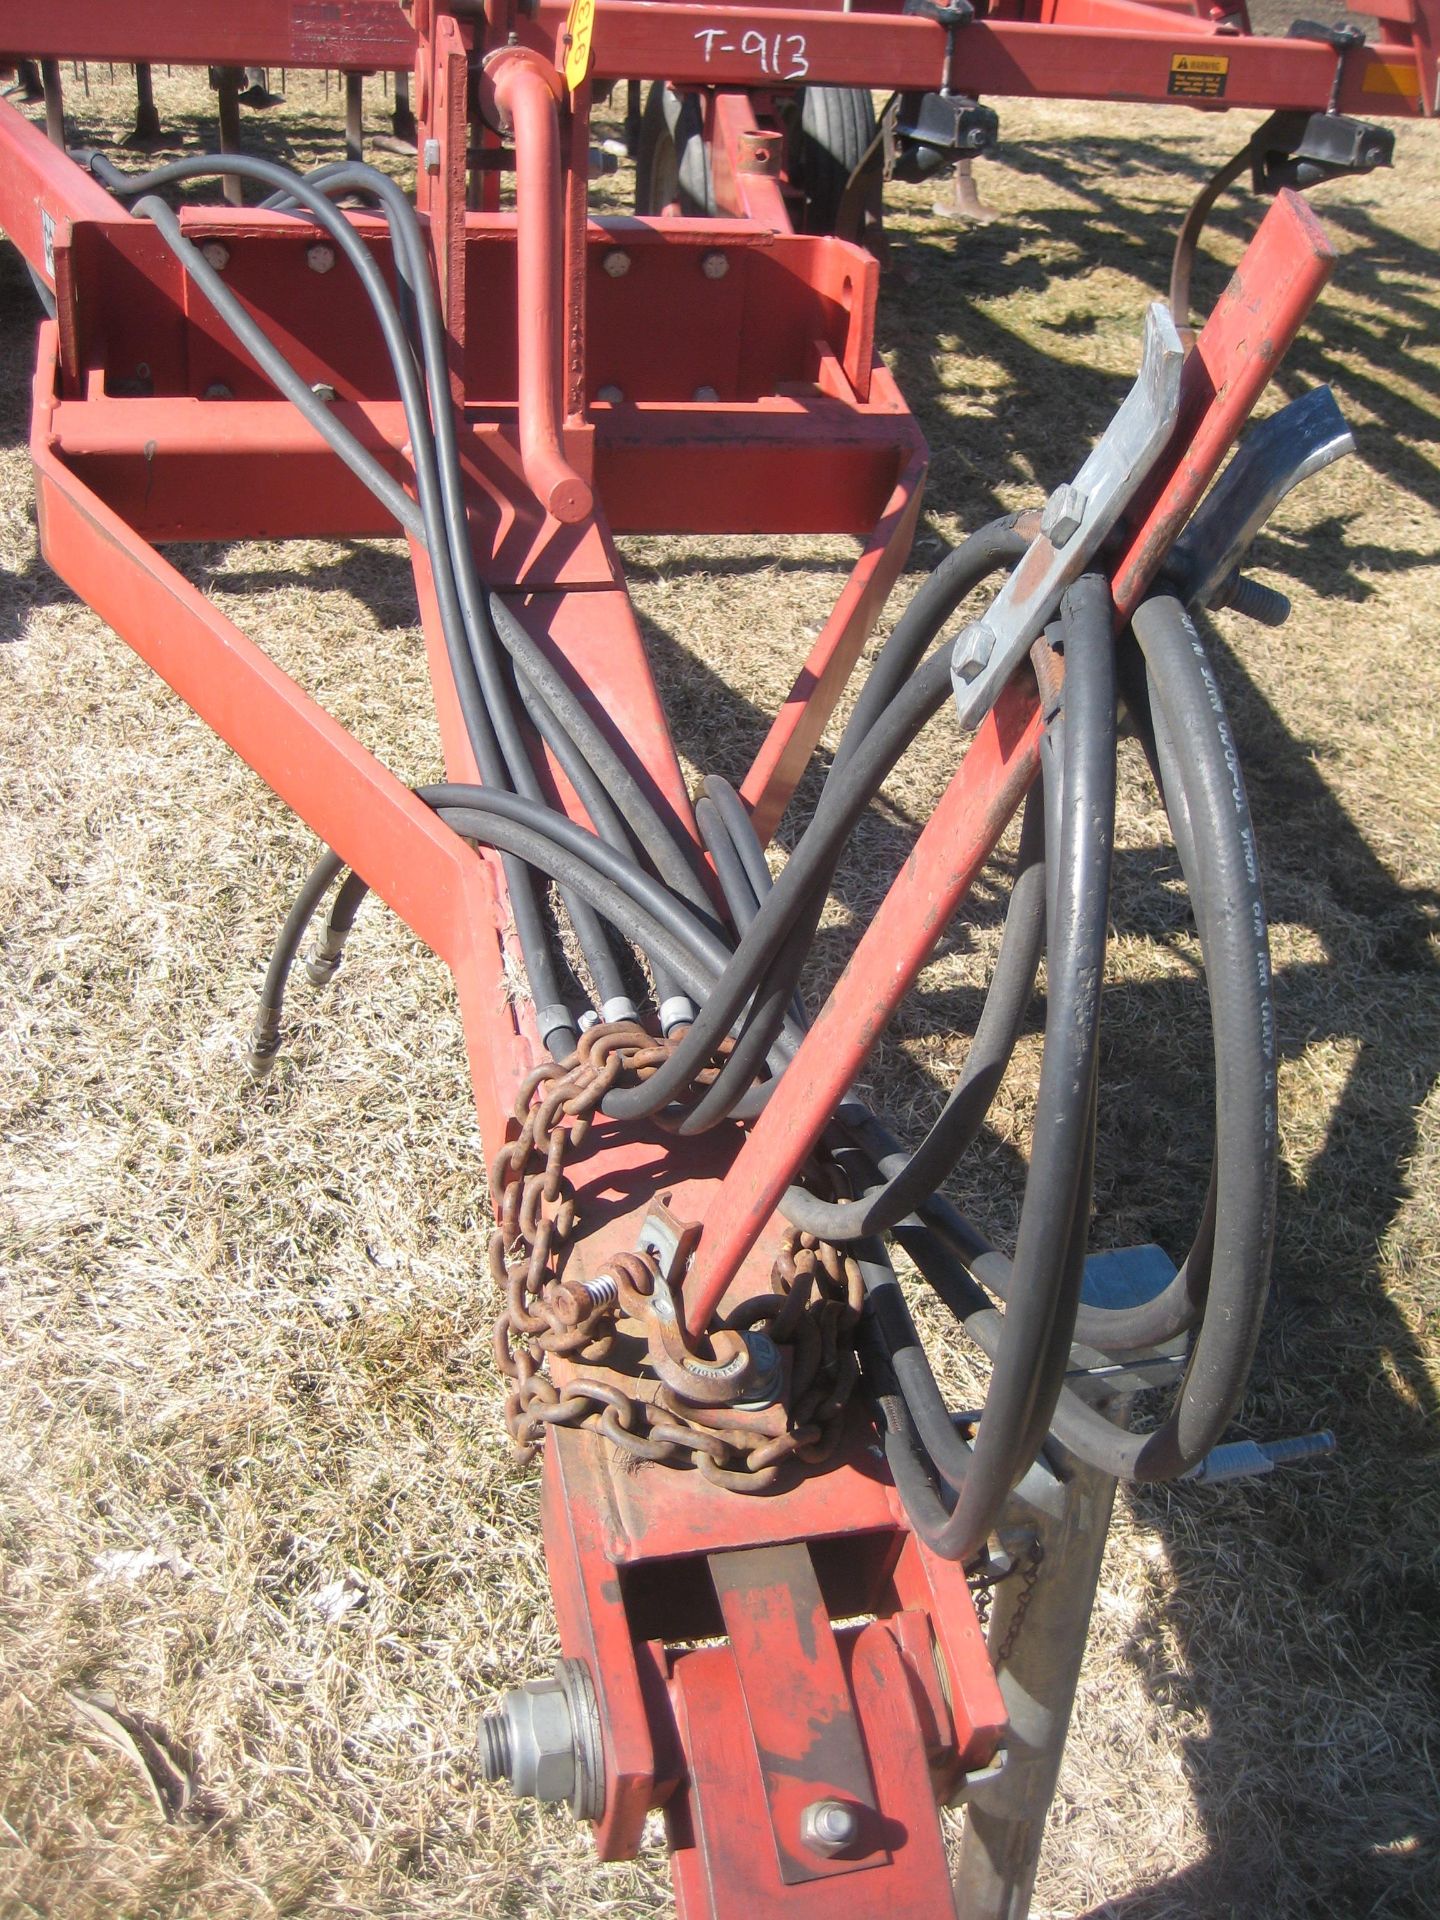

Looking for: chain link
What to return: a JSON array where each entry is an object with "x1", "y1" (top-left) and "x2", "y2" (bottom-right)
[
  {"x1": 489, "y1": 1022, "x2": 863, "y2": 1491},
  {"x1": 969, "y1": 1535, "x2": 1045, "y2": 1666}
]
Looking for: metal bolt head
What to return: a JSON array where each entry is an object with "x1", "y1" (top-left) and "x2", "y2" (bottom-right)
[
  {"x1": 307, "y1": 243, "x2": 336, "y2": 274},
  {"x1": 595, "y1": 384, "x2": 624, "y2": 405},
  {"x1": 602, "y1": 248, "x2": 631, "y2": 278},
  {"x1": 700, "y1": 250, "x2": 729, "y2": 280},
  {"x1": 800, "y1": 1798, "x2": 860, "y2": 1858},
  {"x1": 951, "y1": 618, "x2": 995, "y2": 684},
  {"x1": 692, "y1": 385, "x2": 719, "y2": 402},
  {"x1": 200, "y1": 241, "x2": 229, "y2": 272},
  {"x1": 1039, "y1": 482, "x2": 1087, "y2": 548},
  {"x1": 202, "y1": 381, "x2": 232, "y2": 401}
]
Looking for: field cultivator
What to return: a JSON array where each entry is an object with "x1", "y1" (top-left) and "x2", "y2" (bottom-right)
[{"x1": 1, "y1": 2, "x2": 1434, "y2": 1914}]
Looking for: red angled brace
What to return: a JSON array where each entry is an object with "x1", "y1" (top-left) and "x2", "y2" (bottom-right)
[{"x1": 682, "y1": 184, "x2": 1337, "y2": 1335}]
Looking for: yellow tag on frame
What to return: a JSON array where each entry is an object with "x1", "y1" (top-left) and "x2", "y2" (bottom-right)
[{"x1": 563, "y1": 0, "x2": 596, "y2": 92}]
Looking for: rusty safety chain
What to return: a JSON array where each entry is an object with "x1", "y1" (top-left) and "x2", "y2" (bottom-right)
[
  {"x1": 970, "y1": 1534, "x2": 1045, "y2": 1666},
  {"x1": 489, "y1": 1021, "x2": 864, "y2": 1492}
]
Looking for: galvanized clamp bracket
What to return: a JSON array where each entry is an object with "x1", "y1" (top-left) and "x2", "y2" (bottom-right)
[
  {"x1": 1167, "y1": 384, "x2": 1354, "y2": 613},
  {"x1": 950, "y1": 302, "x2": 1185, "y2": 732}
]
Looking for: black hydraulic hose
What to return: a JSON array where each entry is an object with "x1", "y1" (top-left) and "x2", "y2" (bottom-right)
[
  {"x1": 246, "y1": 849, "x2": 346, "y2": 1074},
  {"x1": 1040, "y1": 595, "x2": 1276, "y2": 1480},
  {"x1": 879, "y1": 596, "x2": 1276, "y2": 1485},
  {"x1": 779, "y1": 783, "x2": 1047, "y2": 1238},
  {"x1": 673, "y1": 903, "x2": 825, "y2": 1133},
  {"x1": 422, "y1": 800, "x2": 748, "y2": 1011},
  {"x1": 486, "y1": 593, "x2": 717, "y2": 924},
  {"x1": 695, "y1": 791, "x2": 810, "y2": 1037},
  {"x1": 290, "y1": 163, "x2": 709, "y2": 1012},
  {"x1": 829, "y1": 516, "x2": 1032, "y2": 780},
  {"x1": 510, "y1": 667, "x2": 672, "y2": 1008},
  {"x1": 116, "y1": 196, "x2": 574, "y2": 1039},
  {"x1": 1014, "y1": 1081, "x2": 1098, "y2": 1471},
  {"x1": 695, "y1": 796, "x2": 760, "y2": 936},
  {"x1": 606, "y1": 638, "x2": 960, "y2": 1126},
  {"x1": 295, "y1": 168, "x2": 636, "y2": 1010},
  {"x1": 303, "y1": 864, "x2": 372, "y2": 986},
  {"x1": 84, "y1": 150, "x2": 582, "y2": 1047},
  {"x1": 869, "y1": 632, "x2": 1217, "y2": 1356},
  {"x1": 246, "y1": 158, "x2": 632, "y2": 1019},
  {"x1": 900, "y1": 574, "x2": 1115, "y2": 1562},
  {"x1": 682, "y1": 528, "x2": 1037, "y2": 1133},
  {"x1": 254, "y1": 782, "x2": 778, "y2": 1066},
  {"x1": 513, "y1": 673, "x2": 640, "y2": 870},
  {"x1": 119, "y1": 187, "x2": 422, "y2": 536},
  {"x1": 860, "y1": 1242, "x2": 979, "y2": 1499},
  {"x1": 698, "y1": 776, "x2": 775, "y2": 915}
]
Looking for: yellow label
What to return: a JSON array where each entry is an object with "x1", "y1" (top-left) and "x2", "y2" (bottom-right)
[
  {"x1": 1361, "y1": 60, "x2": 1420, "y2": 98},
  {"x1": 1168, "y1": 51, "x2": 1229, "y2": 99},
  {"x1": 563, "y1": 0, "x2": 595, "y2": 92}
]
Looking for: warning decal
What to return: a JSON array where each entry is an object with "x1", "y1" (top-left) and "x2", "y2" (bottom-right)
[{"x1": 1168, "y1": 52, "x2": 1229, "y2": 99}]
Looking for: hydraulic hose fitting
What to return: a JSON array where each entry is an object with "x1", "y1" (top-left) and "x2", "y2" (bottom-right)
[
  {"x1": 245, "y1": 1010, "x2": 284, "y2": 1081},
  {"x1": 303, "y1": 930, "x2": 348, "y2": 987},
  {"x1": 659, "y1": 993, "x2": 698, "y2": 1035}
]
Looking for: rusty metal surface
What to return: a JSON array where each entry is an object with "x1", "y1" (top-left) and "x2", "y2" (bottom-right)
[{"x1": 490, "y1": 1024, "x2": 865, "y2": 1489}]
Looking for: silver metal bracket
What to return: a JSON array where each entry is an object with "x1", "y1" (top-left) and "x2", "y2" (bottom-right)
[
  {"x1": 950, "y1": 302, "x2": 1185, "y2": 731},
  {"x1": 1169, "y1": 384, "x2": 1354, "y2": 613}
]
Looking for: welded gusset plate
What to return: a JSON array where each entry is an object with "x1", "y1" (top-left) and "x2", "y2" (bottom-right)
[
  {"x1": 949, "y1": 301, "x2": 1184, "y2": 730},
  {"x1": 1168, "y1": 384, "x2": 1354, "y2": 609}
]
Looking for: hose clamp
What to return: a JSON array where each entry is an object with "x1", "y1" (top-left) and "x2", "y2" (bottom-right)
[{"x1": 950, "y1": 302, "x2": 1184, "y2": 731}]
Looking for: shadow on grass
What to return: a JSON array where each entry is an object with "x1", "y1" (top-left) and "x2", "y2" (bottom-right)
[{"x1": 879, "y1": 128, "x2": 1440, "y2": 540}]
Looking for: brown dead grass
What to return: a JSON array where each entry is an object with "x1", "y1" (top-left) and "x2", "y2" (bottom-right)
[{"x1": 2, "y1": 59, "x2": 1438, "y2": 1920}]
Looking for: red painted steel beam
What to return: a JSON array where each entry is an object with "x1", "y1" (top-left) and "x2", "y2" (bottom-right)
[
  {"x1": 3, "y1": 0, "x2": 1432, "y2": 114},
  {"x1": 46, "y1": 391, "x2": 915, "y2": 553},
  {"x1": 1112, "y1": 188, "x2": 1336, "y2": 616},
  {"x1": 741, "y1": 441, "x2": 927, "y2": 841},
  {"x1": 0, "y1": 0, "x2": 416, "y2": 69},
  {"x1": 528, "y1": 4, "x2": 1432, "y2": 115},
  {"x1": 683, "y1": 673, "x2": 1045, "y2": 1336},
  {"x1": 482, "y1": 50, "x2": 595, "y2": 524},
  {"x1": 0, "y1": 95, "x2": 121, "y2": 292},
  {"x1": 682, "y1": 186, "x2": 1337, "y2": 1332},
  {"x1": 28, "y1": 324, "x2": 481, "y2": 974}
]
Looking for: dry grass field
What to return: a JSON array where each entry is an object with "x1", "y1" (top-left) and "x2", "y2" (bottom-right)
[{"x1": 1, "y1": 57, "x2": 1438, "y2": 1920}]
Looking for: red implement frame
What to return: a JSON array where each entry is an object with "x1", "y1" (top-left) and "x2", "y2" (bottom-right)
[{"x1": 0, "y1": 0, "x2": 1420, "y2": 1911}]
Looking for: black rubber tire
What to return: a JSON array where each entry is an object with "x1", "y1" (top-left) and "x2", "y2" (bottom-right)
[
  {"x1": 792, "y1": 86, "x2": 877, "y2": 234},
  {"x1": 635, "y1": 83, "x2": 716, "y2": 216}
]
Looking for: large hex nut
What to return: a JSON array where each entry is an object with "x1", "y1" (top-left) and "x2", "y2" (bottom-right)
[{"x1": 504, "y1": 1677, "x2": 578, "y2": 1805}]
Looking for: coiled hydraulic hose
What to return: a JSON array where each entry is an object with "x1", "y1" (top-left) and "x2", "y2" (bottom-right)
[
  {"x1": 851, "y1": 591, "x2": 1276, "y2": 1504},
  {"x1": 852, "y1": 574, "x2": 1116, "y2": 1562},
  {"x1": 76, "y1": 146, "x2": 1280, "y2": 1540}
]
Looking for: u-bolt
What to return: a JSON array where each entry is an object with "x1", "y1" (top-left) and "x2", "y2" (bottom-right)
[{"x1": 479, "y1": 48, "x2": 593, "y2": 526}]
